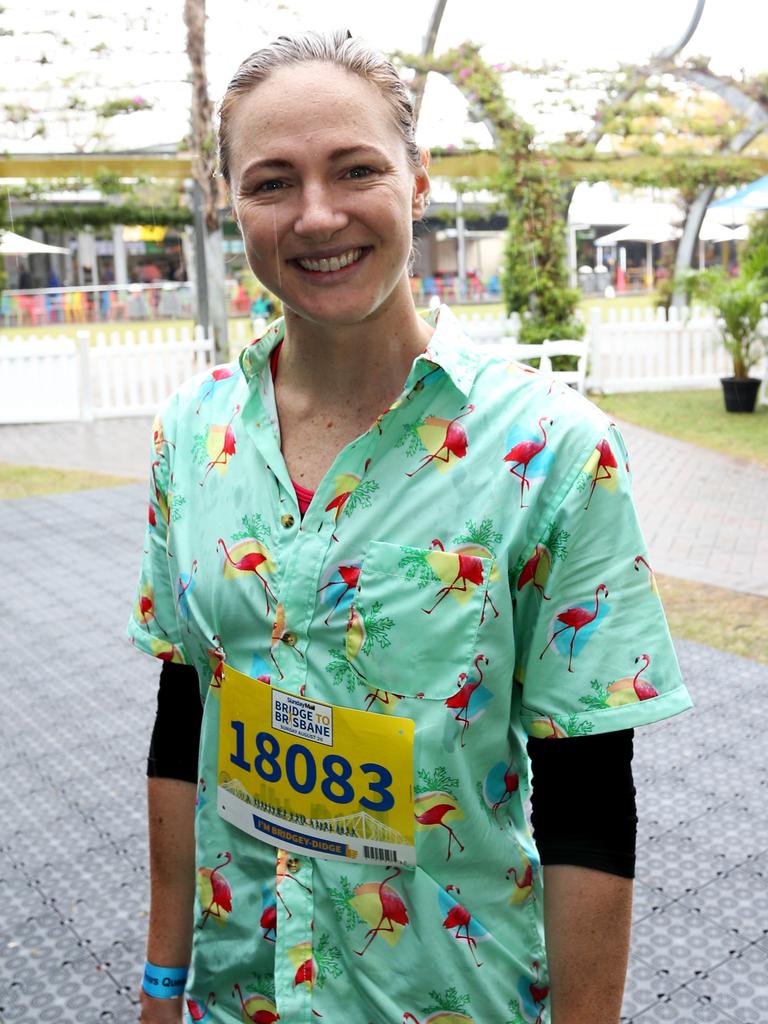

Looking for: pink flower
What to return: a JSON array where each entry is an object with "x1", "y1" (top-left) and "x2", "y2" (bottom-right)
[{"x1": 459, "y1": 68, "x2": 472, "y2": 79}]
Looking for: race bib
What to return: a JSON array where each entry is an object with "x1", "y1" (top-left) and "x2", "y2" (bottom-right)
[{"x1": 217, "y1": 666, "x2": 416, "y2": 868}]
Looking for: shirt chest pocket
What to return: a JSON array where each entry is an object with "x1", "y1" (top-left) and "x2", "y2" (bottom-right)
[{"x1": 345, "y1": 540, "x2": 494, "y2": 699}]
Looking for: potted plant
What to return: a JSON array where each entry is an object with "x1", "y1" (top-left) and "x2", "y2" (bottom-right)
[{"x1": 690, "y1": 268, "x2": 766, "y2": 413}]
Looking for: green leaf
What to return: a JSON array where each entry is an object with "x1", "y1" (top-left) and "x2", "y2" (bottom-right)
[
  {"x1": 452, "y1": 517, "x2": 502, "y2": 551},
  {"x1": 578, "y1": 678, "x2": 610, "y2": 711},
  {"x1": 360, "y1": 601, "x2": 394, "y2": 655},
  {"x1": 415, "y1": 766, "x2": 459, "y2": 795},
  {"x1": 314, "y1": 932, "x2": 343, "y2": 987},
  {"x1": 327, "y1": 876, "x2": 363, "y2": 931},
  {"x1": 394, "y1": 419, "x2": 427, "y2": 456},
  {"x1": 191, "y1": 432, "x2": 208, "y2": 467},
  {"x1": 169, "y1": 493, "x2": 186, "y2": 523},
  {"x1": 232, "y1": 512, "x2": 272, "y2": 542},
  {"x1": 424, "y1": 987, "x2": 471, "y2": 1015},
  {"x1": 397, "y1": 547, "x2": 440, "y2": 590},
  {"x1": 344, "y1": 479, "x2": 380, "y2": 516},
  {"x1": 325, "y1": 649, "x2": 365, "y2": 694}
]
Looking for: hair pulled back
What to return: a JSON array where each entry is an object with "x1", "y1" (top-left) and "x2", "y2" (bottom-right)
[{"x1": 217, "y1": 29, "x2": 422, "y2": 185}]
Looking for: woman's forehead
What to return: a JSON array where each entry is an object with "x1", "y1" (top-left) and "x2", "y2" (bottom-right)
[{"x1": 227, "y1": 67, "x2": 402, "y2": 174}]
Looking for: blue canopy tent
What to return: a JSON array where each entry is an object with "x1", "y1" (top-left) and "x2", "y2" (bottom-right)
[{"x1": 709, "y1": 175, "x2": 768, "y2": 212}]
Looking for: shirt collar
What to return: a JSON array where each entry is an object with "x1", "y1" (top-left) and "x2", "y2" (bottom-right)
[{"x1": 239, "y1": 304, "x2": 480, "y2": 398}]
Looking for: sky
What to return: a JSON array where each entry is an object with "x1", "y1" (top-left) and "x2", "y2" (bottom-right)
[{"x1": 1, "y1": 0, "x2": 766, "y2": 154}]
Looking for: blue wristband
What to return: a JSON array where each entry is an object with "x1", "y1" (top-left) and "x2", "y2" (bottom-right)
[{"x1": 142, "y1": 962, "x2": 189, "y2": 998}]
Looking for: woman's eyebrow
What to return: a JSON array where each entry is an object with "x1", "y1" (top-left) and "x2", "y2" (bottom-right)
[{"x1": 240, "y1": 145, "x2": 387, "y2": 178}]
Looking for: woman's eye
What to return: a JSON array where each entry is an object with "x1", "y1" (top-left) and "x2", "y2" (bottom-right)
[
  {"x1": 345, "y1": 166, "x2": 375, "y2": 180},
  {"x1": 256, "y1": 180, "x2": 284, "y2": 193}
]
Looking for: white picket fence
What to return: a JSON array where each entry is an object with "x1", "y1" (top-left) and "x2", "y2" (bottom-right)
[
  {"x1": 0, "y1": 325, "x2": 217, "y2": 424},
  {"x1": 0, "y1": 311, "x2": 766, "y2": 424}
]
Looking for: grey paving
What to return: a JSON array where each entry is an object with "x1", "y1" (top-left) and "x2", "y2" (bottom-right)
[
  {"x1": 618, "y1": 420, "x2": 768, "y2": 599},
  {"x1": 0, "y1": 483, "x2": 766, "y2": 1022}
]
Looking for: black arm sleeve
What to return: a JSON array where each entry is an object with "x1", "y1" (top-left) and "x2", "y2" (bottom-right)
[
  {"x1": 527, "y1": 729, "x2": 637, "y2": 879},
  {"x1": 147, "y1": 661, "x2": 203, "y2": 783}
]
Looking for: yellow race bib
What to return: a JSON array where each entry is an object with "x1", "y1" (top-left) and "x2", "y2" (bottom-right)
[{"x1": 217, "y1": 666, "x2": 416, "y2": 867}]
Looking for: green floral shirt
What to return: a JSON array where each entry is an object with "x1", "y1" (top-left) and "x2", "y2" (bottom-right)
[{"x1": 128, "y1": 306, "x2": 691, "y2": 1024}]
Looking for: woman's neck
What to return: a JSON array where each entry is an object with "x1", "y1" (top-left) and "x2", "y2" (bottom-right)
[{"x1": 277, "y1": 290, "x2": 433, "y2": 416}]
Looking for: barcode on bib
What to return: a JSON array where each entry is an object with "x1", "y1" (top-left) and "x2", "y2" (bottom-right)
[{"x1": 363, "y1": 845, "x2": 399, "y2": 863}]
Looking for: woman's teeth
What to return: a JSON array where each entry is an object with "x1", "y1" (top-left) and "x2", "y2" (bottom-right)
[{"x1": 296, "y1": 248, "x2": 363, "y2": 273}]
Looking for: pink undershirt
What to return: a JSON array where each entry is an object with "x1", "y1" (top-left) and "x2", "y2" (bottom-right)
[{"x1": 270, "y1": 342, "x2": 315, "y2": 518}]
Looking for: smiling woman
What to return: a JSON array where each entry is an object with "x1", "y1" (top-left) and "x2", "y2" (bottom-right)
[{"x1": 128, "y1": 29, "x2": 692, "y2": 1024}]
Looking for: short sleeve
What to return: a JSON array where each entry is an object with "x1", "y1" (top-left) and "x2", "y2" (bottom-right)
[
  {"x1": 126, "y1": 398, "x2": 190, "y2": 665},
  {"x1": 512, "y1": 422, "x2": 692, "y2": 739}
]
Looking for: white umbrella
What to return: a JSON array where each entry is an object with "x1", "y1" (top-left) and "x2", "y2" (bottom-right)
[
  {"x1": 697, "y1": 222, "x2": 748, "y2": 269},
  {"x1": 0, "y1": 230, "x2": 70, "y2": 255},
  {"x1": 594, "y1": 222, "x2": 680, "y2": 288}
]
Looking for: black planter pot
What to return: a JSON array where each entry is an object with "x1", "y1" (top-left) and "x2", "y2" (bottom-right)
[{"x1": 720, "y1": 376, "x2": 762, "y2": 413}]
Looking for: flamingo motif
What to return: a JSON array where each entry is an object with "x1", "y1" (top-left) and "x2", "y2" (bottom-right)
[
  {"x1": 207, "y1": 635, "x2": 226, "y2": 689},
  {"x1": 505, "y1": 859, "x2": 534, "y2": 904},
  {"x1": 414, "y1": 792, "x2": 465, "y2": 860},
  {"x1": 539, "y1": 584, "x2": 609, "y2": 672},
  {"x1": 444, "y1": 656, "x2": 491, "y2": 746},
  {"x1": 440, "y1": 885, "x2": 487, "y2": 967},
  {"x1": 406, "y1": 405, "x2": 474, "y2": 477},
  {"x1": 150, "y1": 459, "x2": 169, "y2": 524},
  {"x1": 317, "y1": 564, "x2": 361, "y2": 625},
  {"x1": 177, "y1": 560, "x2": 198, "y2": 626},
  {"x1": 607, "y1": 653, "x2": 659, "y2": 705},
  {"x1": 136, "y1": 582, "x2": 162, "y2": 634},
  {"x1": 583, "y1": 438, "x2": 618, "y2": 510},
  {"x1": 217, "y1": 538, "x2": 277, "y2": 615},
  {"x1": 232, "y1": 984, "x2": 279, "y2": 1023},
  {"x1": 201, "y1": 405, "x2": 240, "y2": 485},
  {"x1": 260, "y1": 882, "x2": 277, "y2": 942},
  {"x1": 186, "y1": 992, "x2": 215, "y2": 1022},
  {"x1": 503, "y1": 417, "x2": 553, "y2": 508},
  {"x1": 516, "y1": 544, "x2": 551, "y2": 600},
  {"x1": 517, "y1": 960, "x2": 549, "y2": 1024},
  {"x1": 482, "y1": 761, "x2": 520, "y2": 816},
  {"x1": 634, "y1": 554, "x2": 659, "y2": 595},
  {"x1": 196, "y1": 366, "x2": 234, "y2": 413},
  {"x1": 354, "y1": 867, "x2": 409, "y2": 956},
  {"x1": 197, "y1": 851, "x2": 232, "y2": 928},
  {"x1": 423, "y1": 541, "x2": 498, "y2": 622}
]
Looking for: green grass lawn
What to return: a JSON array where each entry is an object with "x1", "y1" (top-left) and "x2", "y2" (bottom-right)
[
  {"x1": 657, "y1": 574, "x2": 768, "y2": 665},
  {"x1": 592, "y1": 389, "x2": 768, "y2": 466},
  {"x1": 0, "y1": 463, "x2": 136, "y2": 500}
]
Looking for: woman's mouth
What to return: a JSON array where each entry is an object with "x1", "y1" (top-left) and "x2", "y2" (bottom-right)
[{"x1": 294, "y1": 247, "x2": 367, "y2": 274}]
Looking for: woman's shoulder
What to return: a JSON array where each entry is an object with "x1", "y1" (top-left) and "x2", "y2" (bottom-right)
[{"x1": 153, "y1": 356, "x2": 247, "y2": 440}]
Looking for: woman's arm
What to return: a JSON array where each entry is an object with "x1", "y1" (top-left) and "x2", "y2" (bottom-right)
[
  {"x1": 141, "y1": 777, "x2": 197, "y2": 1024},
  {"x1": 543, "y1": 864, "x2": 633, "y2": 1024}
]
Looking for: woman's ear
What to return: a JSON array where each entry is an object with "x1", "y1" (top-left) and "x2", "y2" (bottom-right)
[{"x1": 411, "y1": 148, "x2": 431, "y2": 221}]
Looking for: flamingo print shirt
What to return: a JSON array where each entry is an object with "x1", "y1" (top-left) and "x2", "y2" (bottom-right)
[{"x1": 128, "y1": 305, "x2": 691, "y2": 1024}]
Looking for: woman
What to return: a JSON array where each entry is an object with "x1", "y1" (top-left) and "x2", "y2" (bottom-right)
[{"x1": 129, "y1": 31, "x2": 691, "y2": 1024}]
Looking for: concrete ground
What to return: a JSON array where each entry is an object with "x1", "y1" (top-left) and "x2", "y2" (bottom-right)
[{"x1": 0, "y1": 413, "x2": 767, "y2": 1023}]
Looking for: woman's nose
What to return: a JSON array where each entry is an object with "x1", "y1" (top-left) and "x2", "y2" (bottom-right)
[{"x1": 293, "y1": 184, "x2": 348, "y2": 239}]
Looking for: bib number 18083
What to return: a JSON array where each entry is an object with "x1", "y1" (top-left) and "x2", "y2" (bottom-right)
[{"x1": 229, "y1": 720, "x2": 395, "y2": 812}]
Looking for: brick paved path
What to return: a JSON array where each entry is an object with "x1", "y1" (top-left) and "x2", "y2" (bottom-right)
[{"x1": 0, "y1": 484, "x2": 766, "y2": 1023}]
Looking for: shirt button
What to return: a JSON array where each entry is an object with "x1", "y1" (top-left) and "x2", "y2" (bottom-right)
[
  {"x1": 283, "y1": 631, "x2": 297, "y2": 646},
  {"x1": 281, "y1": 513, "x2": 295, "y2": 529}
]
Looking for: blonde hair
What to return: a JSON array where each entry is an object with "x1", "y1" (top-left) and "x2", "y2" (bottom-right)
[{"x1": 218, "y1": 29, "x2": 422, "y2": 184}]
